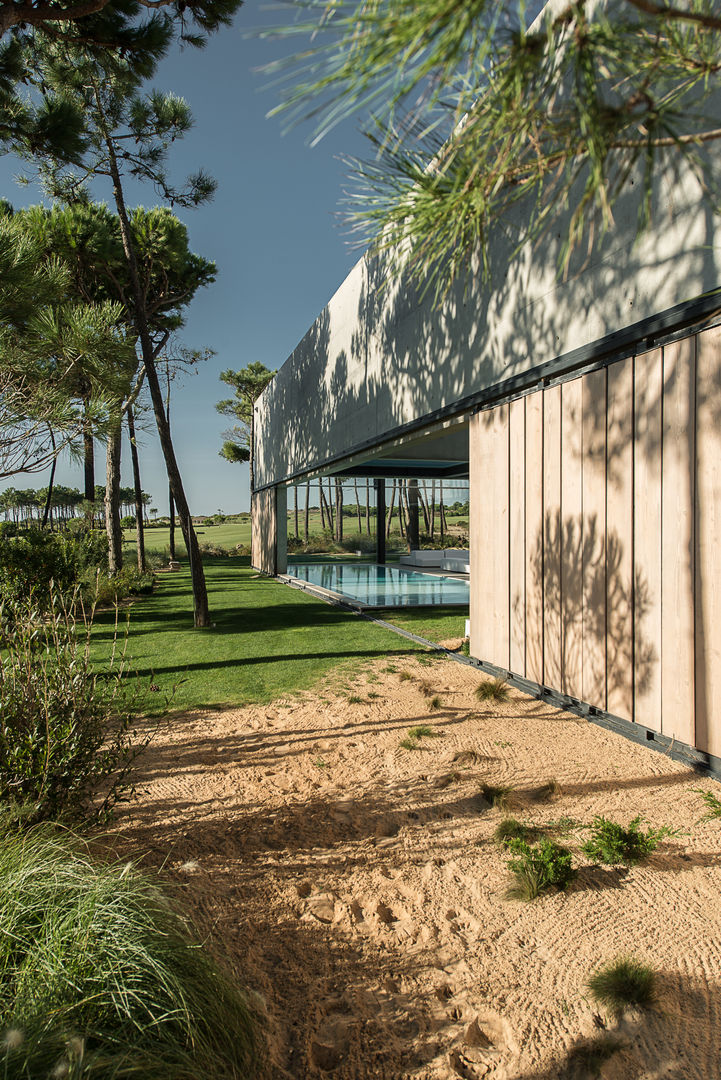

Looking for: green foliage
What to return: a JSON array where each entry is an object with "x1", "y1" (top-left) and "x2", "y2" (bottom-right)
[
  {"x1": 0, "y1": 590, "x2": 141, "y2": 825},
  {"x1": 269, "y1": 0, "x2": 721, "y2": 297},
  {"x1": 695, "y1": 788, "x2": 721, "y2": 821},
  {"x1": 581, "y1": 816, "x2": 675, "y2": 866},
  {"x1": 428, "y1": 695, "x2": 442, "y2": 709},
  {"x1": 460, "y1": 637, "x2": 470, "y2": 656},
  {"x1": 0, "y1": 527, "x2": 109, "y2": 608},
  {"x1": 80, "y1": 566, "x2": 155, "y2": 606},
  {"x1": 407, "y1": 724, "x2": 440, "y2": 739},
  {"x1": 494, "y1": 818, "x2": 533, "y2": 846},
  {"x1": 0, "y1": 824, "x2": 265, "y2": 1079},
  {"x1": 587, "y1": 956, "x2": 656, "y2": 1016},
  {"x1": 505, "y1": 838, "x2": 575, "y2": 900},
  {"x1": 475, "y1": 677, "x2": 510, "y2": 702}
]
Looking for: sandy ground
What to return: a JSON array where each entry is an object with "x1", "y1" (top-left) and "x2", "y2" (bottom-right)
[{"x1": 113, "y1": 650, "x2": 721, "y2": 1080}]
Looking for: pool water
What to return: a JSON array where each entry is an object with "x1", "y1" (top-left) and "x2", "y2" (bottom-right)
[{"x1": 285, "y1": 561, "x2": 469, "y2": 607}]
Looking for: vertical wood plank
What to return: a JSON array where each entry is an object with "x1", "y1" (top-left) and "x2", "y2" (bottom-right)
[
  {"x1": 606, "y1": 357, "x2": 634, "y2": 721},
  {"x1": 694, "y1": 327, "x2": 721, "y2": 756},
  {"x1": 582, "y1": 368, "x2": 607, "y2": 709},
  {"x1": 561, "y1": 379, "x2": 584, "y2": 697},
  {"x1": 661, "y1": 337, "x2": 695, "y2": 745},
  {"x1": 470, "y1": 408, "x2": 509, "y2": 670},
  {"x1": 543, "y1": 384, "x2": 562, "y2": 688},
  {"x1": 633, "y1": 348, "x2": 663, "y2": 732},
  {"x1": 509, "y1": 398, "x2": 526, "y2": 676},
  {"x1": 525, "y1": 393, "x2": 544, "y2": 684}
]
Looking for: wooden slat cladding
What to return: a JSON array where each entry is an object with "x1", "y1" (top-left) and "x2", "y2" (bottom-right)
[
  {"x1": 251, "y1": 488, "x2": 277, "y2": 574},
  {"x1": 469, "y1": 323, "x2": 721, "y2": 757}
]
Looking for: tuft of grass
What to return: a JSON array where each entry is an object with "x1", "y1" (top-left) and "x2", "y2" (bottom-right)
[
  {"x1": 347, "y1": 695, "x2": 364, "y2": 704},
  {"x1": 494, "y1": 818, "x2": 534, "y2": 846},
  {"x1": 408, "y1": 725, "x2": 441, "y2": 740},
  {"x1": 475, "y1": 677, "x2": 510, "y2": 703},
  {"x1": 428, "y1": 695, "x2": 442, "y2": 709},
  {"x1": 383, "y1": 664, "x2": 398, "y2": 674},
  {"x1": 532, "y1": 778, "x2": 561, "y2": 802},
  {"x1": 0, "y1": 824, "x2": 266, "y2": 1078},
  {"x1": 505, "y1": 838, "x2": 575, "y2": 901},
  {"x1": 398, "y1": 670, "x2": 412, "y2": 681},
  {"x1": 399, "y1": 737, "x2": 420, "y2": 750},
  {"x1": 460, "y1": 638, "x2": 470, "y2": 657},
  {"x1": 586, "y1": 956, "x2": 656, "y2": 1016},
  {"x1": 695, "y1": 788, "x2": 721, "y2": 821},
  {"x1": 480, "y1": 782, "x2": 517, "y2": 811},
  {"x1": 581, "y1": 816, "x2": 675, "y2": 865}
]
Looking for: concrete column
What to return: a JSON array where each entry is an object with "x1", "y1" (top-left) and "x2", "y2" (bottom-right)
[
  {"x1": 276, "y1": 484, "x2": 287, "y2": 575},
  {"x1": 408, "y1": 478, "x2": 420, "y2": 550},
  {"x1": 375, "y1": 479, "x2": 386, "y2": 564}
]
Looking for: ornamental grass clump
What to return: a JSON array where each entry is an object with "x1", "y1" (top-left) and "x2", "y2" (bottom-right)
[
  {"x1": 0, "y1": 589, "x2": 144, "y2": 825},
  {"x1": 0, "y1": 824, "x2": 266, "y2": 1079},
  {"x1": 586, "y1": 956, "x2": 656, "y2": 1016},
  {"x1": 581, "y1": 816, "x2": 675, "y2": 866},
  {"x1": 505, "y1": 837, "x2": 575, "y2": 901}
]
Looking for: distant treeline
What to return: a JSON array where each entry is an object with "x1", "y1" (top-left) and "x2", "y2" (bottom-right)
[{"x1": 0, "y1": 485, "x2": 152, "y2": 529}]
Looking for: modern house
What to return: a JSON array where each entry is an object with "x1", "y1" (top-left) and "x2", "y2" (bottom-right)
[{"x1": 252, "y1": 35, "x2": 721, "y2": 777}]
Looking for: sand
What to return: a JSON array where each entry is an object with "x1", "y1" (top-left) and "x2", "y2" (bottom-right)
[{"x1": 113, "y1": 651, "x2": 721, "y2": 1080}]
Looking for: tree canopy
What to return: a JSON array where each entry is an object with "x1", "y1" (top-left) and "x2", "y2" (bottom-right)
[{"x1": 269, "y1": 0, "x2": 721, "y2": 296}]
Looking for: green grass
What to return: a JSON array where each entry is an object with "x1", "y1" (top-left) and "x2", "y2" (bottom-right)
[
  {"x1": 695, "y1": 788, "x2": 721, "y2": 821},
  {"x1": 587, "y1": 956, "x2": 656, "y2": 1015},
  {"x1": 124, "y1": 521, "x2": 253, "y2": 559},
  {"x1": 382, "y1": 606, "x2": 469, "y2": 644},
  {"x1": 581, "y1": 816, "x2": 675, "y2": 865},
  {"x1": 0, "y1": 823, "x2": 265, "y2": 1078},
  {"x1": 91, "y1": 557, "x2": 421, "y2": 712},
  {"x1": 476, "y1": 677, "x2": 511, "y2": 702}
]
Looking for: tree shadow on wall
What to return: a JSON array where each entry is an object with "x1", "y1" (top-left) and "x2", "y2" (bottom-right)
[{"x1": 515, "y1": 511, "x2": 657, "y2": 713}]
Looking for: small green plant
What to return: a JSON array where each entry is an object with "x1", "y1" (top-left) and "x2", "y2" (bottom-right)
[
  {"x1": 408, "y1": 725, "x2": 440, "y2": 740},
  {"x1": 493, "y1": 740, "x2": 512, "y2": 748},
  {"x1": 398, "y1": 670, "x2": 412, "y2": 681},
  {"x1": 586, "y1": 956, "x2": 656, "y2": 1015},
  {"x1": 460, "y1": 638, "x2": 470, "y2": 657},
  {"x1": 480, "y1": 783, "x2": 517, "y2": 811},
  {"x1": 505, "y1": 838, "x2": 575, "y2": 900},
  {"x1": 383, "y1": 664, "x2": 398, "y2": 674},
  {"x1": 399, "y1": 737, "x2": 419, "y2": 750},
  {"x1": 581, "y1": 816, "x2": 675, "y2": 865},
  {"x1": 347, "y1": 695, "x2": 364, "y2": 704},
  {"x1": 475, "y1": 677, "x2": 510, "y2": 703},
  {"x1": 367, "y1": 690, "x2": 380, "y2": 699},
  {"x1": 314, "y1": 758, "x2": 329, "y2": 769},
  {"x1": 494, "y1": 817, "x2": 533, "y2": 846},
  {"x1": 428, "y1": 695, "x2": 442, "y2": 709},
  {"x1": 695, "y1": 788, "x2": 721, "y2": 821}
]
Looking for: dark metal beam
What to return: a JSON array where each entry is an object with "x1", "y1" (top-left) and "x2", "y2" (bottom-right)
[{"x1": 375, "y1": 478, "x2": 386, "y2": 564}]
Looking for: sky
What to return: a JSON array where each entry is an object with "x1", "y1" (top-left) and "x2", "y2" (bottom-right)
[{"x1": 0, "y1": 1, "x2": 368, "y2": 515}]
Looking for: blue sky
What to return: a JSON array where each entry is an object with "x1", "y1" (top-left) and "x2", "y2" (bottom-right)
[{"x1": 0, "y1": 1, "x2": 367, "y2": 514}]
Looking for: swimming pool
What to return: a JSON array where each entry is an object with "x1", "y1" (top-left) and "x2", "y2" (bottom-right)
[{"x1": 284, "y1": 561, "x2": 469, "y2": 608}]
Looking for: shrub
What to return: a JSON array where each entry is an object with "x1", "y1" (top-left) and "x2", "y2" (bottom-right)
[
  {"x1": 581, "y1": 816, "x2": 675, "y2": 865},
  {"x1": 475, "y1": 677, "x2": 510, "y2": 702},
  {"x1": 505, "y1": 838, "x2": 575, "y2": 900},
  {"x1": 80, "y1": 566, "x2": 155, "y2": 606},
  {"x1": 480, "y1": 782, "x2": 517, "y2": 811},
  {"x1": 460, "y1": 637, "x2": 470, "y2": 656},
  {"x1": 0, "y1": 590, "x2": 142, "y2": 825},
  {"x1": 0, "y1": 528, "x2": 110, "y2": 610},
  {"x1": 0, "y1": 824, "x2": 266, "y2": 1079},
  {"x1": 586, "y1": 956, "x2": 656, "y2": 1015},
  {"x1": 695, "y1": 788, "x2": 721, "y2": 821}
]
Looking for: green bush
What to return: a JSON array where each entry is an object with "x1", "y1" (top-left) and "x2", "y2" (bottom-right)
[
  {"x1": 0, "y1": 824, "x2": 266, "y2": 1079},
  {"x1": 506, "y1": 838, "x2": 575, "y2": 900},
  {"x1": 581, "y1": 816, "x2": 675, "y2": 865},
  {"x1": 0, "y1": 591, "x2": 141, "y2": 825},
  {"x1": 0, "y1": 528, "x2": 109, "y2": 609},
  {"x1": 80, "y1": 566, "x2": 154, "y2": 606}
]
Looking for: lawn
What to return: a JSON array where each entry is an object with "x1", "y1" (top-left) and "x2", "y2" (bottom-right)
[
  {"x1": 95, "y1": 557, "x2": 423, "y2": 711},
  {"x1": 381, "y1": 606, "x2": 469, "y2": 644}
]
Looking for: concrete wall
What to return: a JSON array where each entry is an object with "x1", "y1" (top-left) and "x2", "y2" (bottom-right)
[
  {"x1": 255, "y1": 154, "x2": 721, "y2": 490},
  {"x1": 469, "y1": 322, "x2": 721, "y2": 760}
]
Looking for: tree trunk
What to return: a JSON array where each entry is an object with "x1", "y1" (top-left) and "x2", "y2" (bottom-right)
[
  {"x1": 105, "y1": 412, "x2": 123, "y2": 574},
  {"x1": 304, "y1": 481, "x2": 310, "y2": 542},
  {"x1": 41, "y1": 429, "x2": 57, "y2": 530},
  {"x1": 100, "y1": 113, "x2": 209, "y2": 625},
  {"x1": 354, "y1": 478, "x2": 362, "y2": 533},
  {"x1": 439, "y1": 480, "x2": 446, "y2": 539},
  {"x1": 386, "y1": 480, "x2": 396, "y2": 539},
  {"x1": 168, "y1": 484, "x2": 176, "y2": 560},
  {"x1": 407, "y1": 478, "x2": 420, "y2": 550},
  {"x1": 319, "y1": 480, "x2": 326, "y2": 531},
  {"x1": 83, "y1": 403, "x2": 95, "y2": 505},
  {"x1": 398, "y1": 482, "x2": 406, "y2": 538},
  {"x1": 126, "y1": 405, "x2": 146, "y2": 572},
  {"x1": 335, "y1": 478, "x2": 344, "y2": 542},
  {"x1": 294, "y1": 484, "x2": 299, "y2": 539},
  {"x1": 418, "y1": 482, "x2": 430, "y2": 535},
  {"x1": 430, "y1": 478, "x2": 436, "y2": 540}
]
